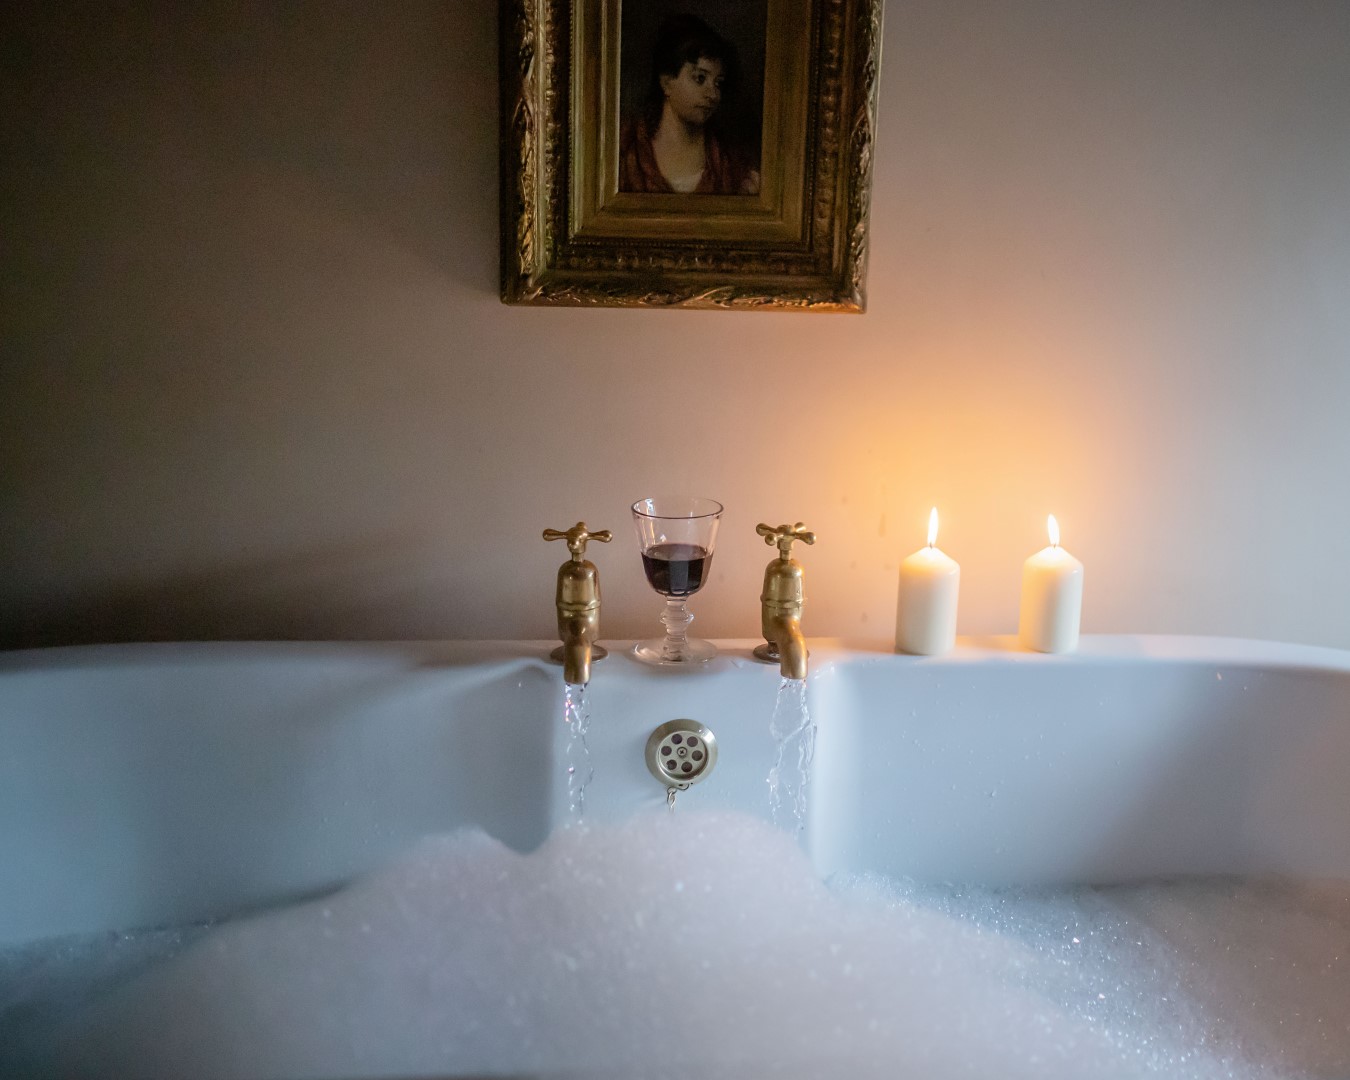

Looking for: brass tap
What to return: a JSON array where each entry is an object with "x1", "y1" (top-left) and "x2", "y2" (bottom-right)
[
  {"x1": 752, "y1": 522, "x2": 815, "y2": 681},
  {"x1": 543, "y1": 522, "x2": 612, "y2": 686}
]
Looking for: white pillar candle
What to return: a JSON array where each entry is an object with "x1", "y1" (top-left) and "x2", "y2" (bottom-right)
[
  {"x1": 895, "y1": 508, "x2": 961, "y2": 656},
  {"x1": 1018, "y1": 515, "x2": 1084, "y2": 653}
]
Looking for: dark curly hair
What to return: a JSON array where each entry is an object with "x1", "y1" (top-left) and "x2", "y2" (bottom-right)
[{"x1": 644, "y1": 13, "x2": 741, "y2": 127}]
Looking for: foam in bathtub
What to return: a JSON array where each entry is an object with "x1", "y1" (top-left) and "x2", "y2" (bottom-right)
[{"x1": 23, "y1": 811, "x2": 1350, "y2": 1079}]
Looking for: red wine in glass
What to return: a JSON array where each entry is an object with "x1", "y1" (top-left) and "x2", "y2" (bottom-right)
[
  {"x1": 630, "y1": 496, "x2": 723, "y2": 664},
  {"x1": 641, "y1": 542, "x2": 711, "y2": 598}
]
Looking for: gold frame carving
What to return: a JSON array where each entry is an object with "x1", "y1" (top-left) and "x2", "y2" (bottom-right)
[{"x1": 500, "y1": 0, "x2": 884, "y2": 312}]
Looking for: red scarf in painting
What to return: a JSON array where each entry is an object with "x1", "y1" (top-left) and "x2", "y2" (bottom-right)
[{"x1": 619, "y1": 117, "x2": 759, "y2": 196}]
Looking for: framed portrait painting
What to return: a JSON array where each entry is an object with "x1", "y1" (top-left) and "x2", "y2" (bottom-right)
[{"x1": 500, "y1": 0, "x2": 884, "y2": 311}]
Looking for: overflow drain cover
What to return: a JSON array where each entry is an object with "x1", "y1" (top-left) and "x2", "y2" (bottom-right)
[{"x1": 645, "y1": 719, "x2": 718, "y2": 791}]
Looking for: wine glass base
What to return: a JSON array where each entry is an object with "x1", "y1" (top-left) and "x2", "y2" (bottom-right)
[{"x1": 632, "y1": 637, "x2": 718, "y2": 666}]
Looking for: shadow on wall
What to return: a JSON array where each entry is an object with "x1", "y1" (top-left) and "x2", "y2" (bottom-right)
[
  {"x1": 3, "y1": 0, "x2": 499, "y2": 293},
  {"x1": 0, "y1": 534, "x2": 458, "y2": 650},
  {"x1": 1, "y1": 0, "x2": 521, "y2": 650}
]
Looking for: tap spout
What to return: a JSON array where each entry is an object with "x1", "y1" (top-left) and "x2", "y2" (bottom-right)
[
  {"x1": 765, "y1": 613, "x2": 808, "y2": 682},
  {"x1": 559, "y1": 611, "x2": 599, "y2": 687},
  {"x1": 754, "y1": 521, "x2": 816, "y2": 681},
  {"x1": 543, "y1": 522, "x2": 612, "y2": 687}
]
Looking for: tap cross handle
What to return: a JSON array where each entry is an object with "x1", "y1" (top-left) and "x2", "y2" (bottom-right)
[
  {"x1": 756, "y1": 522, "x2": 816, "y2": 559},
  {"x1": 544, "y1": 522, "x2": 613, "y2": 559}
]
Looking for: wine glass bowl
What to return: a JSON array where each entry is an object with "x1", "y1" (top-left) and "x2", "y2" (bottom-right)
[{"x1": 631, "y1": 496, "x2": 723, "y2": 664}]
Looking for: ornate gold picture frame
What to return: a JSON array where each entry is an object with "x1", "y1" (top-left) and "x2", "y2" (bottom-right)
[{"x1": 500, "y1": 0, "x2": 884, "y2": 311}]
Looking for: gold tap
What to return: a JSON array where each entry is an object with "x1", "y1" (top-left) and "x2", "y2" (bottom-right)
[
  {"x1": 543, "y1": 522, "x2": 612, "y2": 686},
  {"x1": 752, "y1": 522, "x2": 815, "y2": 681}
]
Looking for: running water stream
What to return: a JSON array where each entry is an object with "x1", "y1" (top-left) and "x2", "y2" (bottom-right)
[
  {"x1": 562, "y1": 683, "x2": 593, "y2": 820},
  {"x1": 767, "y1": 677, "x2": 814, "y2": 833}
]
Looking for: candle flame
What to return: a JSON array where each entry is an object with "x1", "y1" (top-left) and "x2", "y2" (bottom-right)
[
  {"x1": 1047, "y1": 514, "x2": 1060, "y2": 548},
  {"x1": 927, "y1": 507, "x2": 939, "y2": 547}
]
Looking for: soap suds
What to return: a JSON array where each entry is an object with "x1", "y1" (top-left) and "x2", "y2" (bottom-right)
[{"x1": 4, "y1": 811, "x2": 1346, "y2": 1079}]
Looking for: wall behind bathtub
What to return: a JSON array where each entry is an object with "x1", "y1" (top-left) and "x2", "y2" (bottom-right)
[{"x1": 2, "y1": 0, "x2": 1348, "y2": 650}]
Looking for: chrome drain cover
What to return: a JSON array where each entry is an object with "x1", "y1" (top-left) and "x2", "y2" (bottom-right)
[{"x1": 645, "y1": 719, "x2": 718, "y2": 791}]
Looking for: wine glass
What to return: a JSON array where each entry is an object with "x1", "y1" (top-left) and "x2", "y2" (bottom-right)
[{"x1": 631, "y1": 496, "x2": 723, "y2": 665}]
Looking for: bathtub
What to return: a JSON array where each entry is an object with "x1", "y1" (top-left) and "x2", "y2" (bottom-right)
[{"x1": 3, "y1": 634, "x2": 1348, "y2": 946}]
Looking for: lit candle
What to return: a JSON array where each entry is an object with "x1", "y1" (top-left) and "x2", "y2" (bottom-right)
[
  {"x1": 1018, "y1": 515, "x2": 1084, "y2": 653},
  {"x1": 895, "y1": 508, "x2": 961, "y2": 656}
]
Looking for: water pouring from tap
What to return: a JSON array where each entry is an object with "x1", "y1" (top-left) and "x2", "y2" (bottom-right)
[
  {"x1": 750, "y1": 521, "x2": 817, "y2": 831},
  {"x1": 767, "y1": 677, "x2": 814, "y2": 833},
  {"x1": 563, "y1": 683, "x2": 594, "y2": 820},
  {"x1": 543, "y1": 522, "x2": 610, "y2": 821}
]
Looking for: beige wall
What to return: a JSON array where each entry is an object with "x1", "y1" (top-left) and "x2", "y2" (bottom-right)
[{"x1": 3, "y1": 0, "x2": 1349, "y2": 649}]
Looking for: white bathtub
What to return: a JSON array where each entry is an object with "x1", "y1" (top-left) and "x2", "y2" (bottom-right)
[{"x1": 3, "y1": 634, "x2": 1349, "y2": 946}]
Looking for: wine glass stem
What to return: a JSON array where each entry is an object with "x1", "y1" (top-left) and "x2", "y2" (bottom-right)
[{"x1": 661, "y1": 599, "x2": 695, "y2": 660}]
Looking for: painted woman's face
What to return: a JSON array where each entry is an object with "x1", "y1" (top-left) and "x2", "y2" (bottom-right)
[{"x1": 660, "y1": 58, "x2": 725, "y2": 125}]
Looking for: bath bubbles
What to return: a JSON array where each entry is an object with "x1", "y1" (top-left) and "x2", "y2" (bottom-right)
[{"x1": 4, "y1": 811, "x2": 1348, "y2": 1079}]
